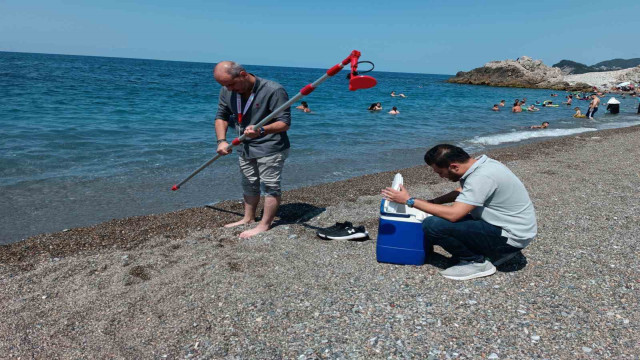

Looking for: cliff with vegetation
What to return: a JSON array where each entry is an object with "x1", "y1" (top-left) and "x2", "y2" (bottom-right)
[{"x1": 553, "y1": 58, "x2": 640, "y2": 75}]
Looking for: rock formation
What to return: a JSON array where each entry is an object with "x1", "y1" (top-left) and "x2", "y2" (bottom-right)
[{"x1": 448, "y1": 56, "x2": 591, "y2": 91}]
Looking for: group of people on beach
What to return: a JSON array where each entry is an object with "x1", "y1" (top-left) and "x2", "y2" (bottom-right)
[{"x1": 211, "y1": 61, "x2": 538, "y2": 281}]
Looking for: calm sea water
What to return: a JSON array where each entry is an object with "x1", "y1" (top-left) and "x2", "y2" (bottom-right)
[{"x1": 2, "y1": 51, "x2": 639, "y2": 244}]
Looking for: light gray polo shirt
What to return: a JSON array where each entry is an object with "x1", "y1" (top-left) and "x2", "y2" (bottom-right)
[
  {"x1": 216, "y1": 75, "x2": 291, "y2": 159},
  {"x1": 456, "y1": 155, "x2": 537, "y2": 248}
]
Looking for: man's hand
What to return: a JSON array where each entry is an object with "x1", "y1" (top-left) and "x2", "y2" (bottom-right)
[
  {"x1": 381, "y1": 184, "x2": 411, "y2": 204},
  {"x1": 217, "y1": 141, "x2": 232, "y2": 156},
  {"x1": 244, "y1": 125, "x2": 260, "y2": 139}
]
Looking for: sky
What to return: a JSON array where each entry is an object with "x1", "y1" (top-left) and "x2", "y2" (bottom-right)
[{"x1": 1, "y1": 0, "x2": 639, "y2": 74}]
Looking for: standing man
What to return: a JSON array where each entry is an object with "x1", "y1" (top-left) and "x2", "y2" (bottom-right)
[
  {"x1": 381, "y1": 144, "x2": 537, "y2": 281},
  {"x1": 586, "y1": 94, "x2": 600, "y2": 119},
  {"x1": 214, "y1": 61, "x2": 291, "y2": 238}
]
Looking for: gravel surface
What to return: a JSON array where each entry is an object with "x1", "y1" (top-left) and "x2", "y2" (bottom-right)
[{"x1": 2, "y1": 126, "x2": 640, "y2": 359}]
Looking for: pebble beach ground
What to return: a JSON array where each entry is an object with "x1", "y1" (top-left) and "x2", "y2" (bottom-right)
[{"x1": 1, "y1": 126, "x2": 639, "y2": 359}]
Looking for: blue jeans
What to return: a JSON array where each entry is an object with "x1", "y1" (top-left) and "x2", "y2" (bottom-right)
[{"x1": 422, "y1": 215, "x2": 520, "y2": 263}]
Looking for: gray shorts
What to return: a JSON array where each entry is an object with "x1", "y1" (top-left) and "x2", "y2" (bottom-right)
[{"x1": 238, "y1": 149, "x2": 289, "y2": 197}]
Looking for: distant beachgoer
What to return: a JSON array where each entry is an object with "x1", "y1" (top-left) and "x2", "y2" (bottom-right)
[
  {"x1": 296, "y1": 101, "x2": 311, "y2": 113},
  {"x1": 388, "y1": 106, "x2": 400, "y2": 114},
  {"x1": 492, "y1": 104, "x2": 500, "y2": 111},
  {"x1": 573, "y1": 107, "x2": 585, "y2": 118},
  {"x1": 527, "y1": 105, "x2": 539, "y2": 112},
  {"x1": 390, "y1": 91, "x2": 406, "y2": 98},
  {"x1": 522, "y1": 97, "x2": 527, "y2": 104},
  {"x1": 499, "y1": 100, "x2": 506, "y2": 107},
  {"x1": 586, "y1": 94, "x2": 600, "y2": 119},
  {"x1": 564, "y1": 95, "x2": 573, "y2": 106},
  {"x1": 368, "y1": 102, "x2": 382, "y2": 111},
  {"x1": 512, "y1": 101, "x2": 522, "y2": 113},
  {"x1": 530, "y1": 121, "x2": 549, "y2": 129}
]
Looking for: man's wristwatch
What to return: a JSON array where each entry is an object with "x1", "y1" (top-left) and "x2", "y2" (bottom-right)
[
  {"x1": 217, "y1": 139, "x2": 227, "y2": 144},
  {"x1": 258, "y1": 127, "x2": 266, "y2": 137},
  {"x1": 406, "y1": 197, "x2": 415, "y2": 208}
]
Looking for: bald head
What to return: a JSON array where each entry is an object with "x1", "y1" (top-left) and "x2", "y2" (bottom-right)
[
  {"x1": 213, "y1": 61, "x2": 245, "y2": 80},
  {"x1": 213, "y1": 61, "x2": 254, "y2": 95}
]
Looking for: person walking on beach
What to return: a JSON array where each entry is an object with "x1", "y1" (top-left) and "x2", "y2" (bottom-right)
[
  {"x1": 214, "y1": 61, "x2": 291, "y2": 238},
  {"x1": 586, "y1": 94, "x2": 600, "y2": 119},
  {"x1": 381, "y1": 144, "x2": 537, "y2": 280}
]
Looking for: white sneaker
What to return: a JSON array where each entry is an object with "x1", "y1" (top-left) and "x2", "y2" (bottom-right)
[{"x1": 440, "y1": 260, "x2": 496, "y2": 281}]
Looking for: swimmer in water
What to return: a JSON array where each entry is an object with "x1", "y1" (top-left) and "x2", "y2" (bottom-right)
[
  {"x1": 530, "y1": 121, "x2": 549, "y2": 129},
  {"x1": 296, "y1": 101, "x2": 311, "y2": 113},
  {"x1": 388, "y1": 106, "x2": 399, "y2": 114}
]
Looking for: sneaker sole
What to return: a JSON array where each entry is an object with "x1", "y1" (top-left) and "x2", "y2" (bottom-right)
[
  {"x1": 441, "y1": 266, "x2": 497, "y2": 281},
  {"x1": 325, "y1": 232, "x2": 369, "y2": 241}
]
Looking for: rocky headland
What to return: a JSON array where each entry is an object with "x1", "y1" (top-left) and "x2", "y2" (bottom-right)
[{"x1": 447, "y1": 56, "x2": 592, "y2": 91}]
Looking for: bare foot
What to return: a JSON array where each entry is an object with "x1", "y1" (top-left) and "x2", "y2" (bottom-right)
[
  {"x1": 239, "y1": 224, "x2": 270, "y2": 238},
  {"x1": 224, "y1": 219, "x2": 254, "y2": 228}
]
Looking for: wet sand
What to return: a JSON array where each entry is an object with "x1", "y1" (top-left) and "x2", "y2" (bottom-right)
[{"x1": 1, "y1": 125, "x2": 639, "y2": 358}]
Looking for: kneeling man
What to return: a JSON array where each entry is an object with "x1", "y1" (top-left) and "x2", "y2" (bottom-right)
[{"x1": 381, "y1": 144, "x2": 537, "y2": 280}]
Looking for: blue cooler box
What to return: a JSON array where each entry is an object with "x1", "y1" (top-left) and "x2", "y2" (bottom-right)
[{"x1": 376, "y1": 199, "x2": 431, "y2": 265}]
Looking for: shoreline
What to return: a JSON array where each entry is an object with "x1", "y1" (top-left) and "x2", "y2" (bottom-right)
[
  {"x1": 2, "y1": 124, "x2": 640, "y2": 263},
  {"x1": 2, "y1": 125, "x2": 639, "y2": 357}
]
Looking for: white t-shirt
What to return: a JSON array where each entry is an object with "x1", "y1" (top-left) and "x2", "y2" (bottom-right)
[{"x1": 456, "y1": 155, "x2": 537, "y2": 248}]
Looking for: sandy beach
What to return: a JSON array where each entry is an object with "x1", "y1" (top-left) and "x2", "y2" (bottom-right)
[{"x1": 2, "y1": 125, "x2": 640, "y2": 358}]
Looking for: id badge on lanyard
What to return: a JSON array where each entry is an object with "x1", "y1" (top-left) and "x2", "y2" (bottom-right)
[{"x1": 236, "y1": 92, "x2": 255, "y2": 137}]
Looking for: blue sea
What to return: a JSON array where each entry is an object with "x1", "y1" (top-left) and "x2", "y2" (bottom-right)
[{"x1": 2, "y1": 51, "x2": 640, "y2": 244}]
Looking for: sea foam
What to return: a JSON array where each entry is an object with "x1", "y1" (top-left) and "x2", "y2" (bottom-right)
[{"x1": 469, "y1": 128, "x2": 598, "y2": 146}]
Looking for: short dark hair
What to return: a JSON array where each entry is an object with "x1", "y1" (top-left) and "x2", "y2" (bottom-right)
[{"x1": 424, "y1": 144, "x2": 471, "y2": 168}]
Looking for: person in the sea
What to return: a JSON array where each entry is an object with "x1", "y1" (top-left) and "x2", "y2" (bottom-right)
[
  {"x1": 388, "y1": 106, "x2": 400, "y2": 115},
  {"x1": 512, "y1": 101, "x2": 522, "y2": 113},
  {"x1": 499, "y1": 100, "x2": 506, "y2": 107},
  {"x1": 390, "y1": 91, "x2": 406, "y2": 98},
  {"x1": 526, "y1": 104, "x2": 539, "y2": 112},
  {"x1": 213, "y1": 61, "x2": 291, "y2": 238},
  {"x1": 564, "y1": 95, "x2": 573, "y2": 106},
  {"x1": 296, "y1": 101, "x2": 311, "y2": 113},
  {"x1": 586, "y1": 94, "x2": 600, "y2": 119},
  {"x1": 573, "y1": 107, "x2": 585, "y2": 118},
  {"x1": 381, "y1": 144, "x2": 537, "y2": 281},
  {"x1": 368, "y1": 102, "x2": 382, "y2": 111},
  {"x1": 492, "y1": 104, "x2": 500, "y2": 111},
  {"x1": 530, "y1": 121, "x2": 549, "y2": 129},
  {"x1": 296, "y1": 101, "x2": 311, "y2": 112}
]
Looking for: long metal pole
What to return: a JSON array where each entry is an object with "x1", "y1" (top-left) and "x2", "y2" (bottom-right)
[{"x1": 172, "y1": 54, "x2": 356, "y2": 191}]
